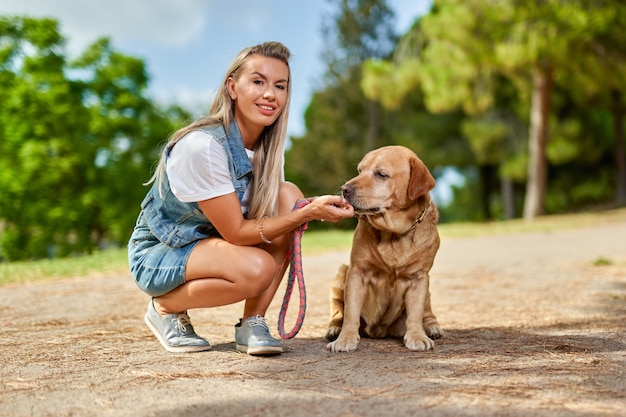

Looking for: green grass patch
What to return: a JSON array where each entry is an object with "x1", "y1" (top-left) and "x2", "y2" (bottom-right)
[
  {"x1": 438, "y1": 207, "x2": 626, "y2": 238},
  {"x1": 592, "y1": 257, "x2": 613, "y2": 266},
  {"x1": 302, "y1": 229, "x2": 354, "y2": 255},
  {"x1": 0, "y1": 248, "x2": 130, "y2": 286},
  {"x1": 2, "y1": 207, "x2": 625, "y2": 287}
]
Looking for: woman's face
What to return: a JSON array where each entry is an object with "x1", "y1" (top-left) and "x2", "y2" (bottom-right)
[{"x1": 227, "y1": 55, "x2": 289, "y2": 142}]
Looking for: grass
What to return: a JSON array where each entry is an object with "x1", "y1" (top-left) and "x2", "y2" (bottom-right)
[
  {"x1": 0, "y1": 248, "x2": 131, "y2": 286},
  {"x1": 437, "y1": 206, "x2": 626, "y2": 238},
  {"x1": 2, "y1": 207, "x2": 625, "y2": 287}
]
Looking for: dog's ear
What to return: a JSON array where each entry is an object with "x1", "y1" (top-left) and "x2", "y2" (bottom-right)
[{"x1": 408, "y1": 157, "x2": 435, "y2": 201}]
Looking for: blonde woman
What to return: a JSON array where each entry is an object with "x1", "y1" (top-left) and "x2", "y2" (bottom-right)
[{"x1": 128, "y1": 41, "x2": 353, "y2": 355}]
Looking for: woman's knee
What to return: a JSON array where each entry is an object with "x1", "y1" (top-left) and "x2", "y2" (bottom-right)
[
  {"x1": 241, "y1": 250, "x2": 276, "y2": 295},
  {"x1": 279, "y1": 181, "x2": 304, "y2": 213}
]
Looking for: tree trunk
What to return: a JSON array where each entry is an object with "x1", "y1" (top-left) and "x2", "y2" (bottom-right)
[
  {"x1": 501, "y1": 176, "x2": 516, "y2": 219},
  {"x1": 612, "y1": 90, "x2": 626, "y2": 206},
  {"x1": 363, "y1": 100, "x2": 380, "y2": 153},
  {"x1": 523, "y1": 65, "x2": 553, "y2": 220},
  {"x1": 479, "y1": 164, "x2": 495, "y2": 221}
]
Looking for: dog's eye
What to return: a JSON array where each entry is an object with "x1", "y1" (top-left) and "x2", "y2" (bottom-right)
[{"x1": 375, "y1": 171, "x2": 389, "y2": 179}]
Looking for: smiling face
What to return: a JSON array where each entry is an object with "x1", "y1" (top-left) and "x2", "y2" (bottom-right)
[{"x1": 227, "y1": 55, "x2": 289, "y2": 145}]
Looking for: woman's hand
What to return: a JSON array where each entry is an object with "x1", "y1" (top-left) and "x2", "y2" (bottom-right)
[
  {"x1": 306, "y1": 195, "x2": 354, "y2": 223},
  {"x1": 198, "y1": 192, "x2": 353, "y2": 246}
]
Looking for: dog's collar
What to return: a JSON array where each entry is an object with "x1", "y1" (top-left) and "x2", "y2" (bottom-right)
[{"x1": 410, "y1": 200, "x2": 432, "y2": 230}]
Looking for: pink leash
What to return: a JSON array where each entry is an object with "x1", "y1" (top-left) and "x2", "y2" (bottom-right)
[{"x1": 277, "y1": 199, "x2": 311, "y2": 339}]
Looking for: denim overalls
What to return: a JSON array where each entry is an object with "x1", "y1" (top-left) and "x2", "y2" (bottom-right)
[{"x1": 128, "y1": 120, "x2": 252, "y2": 297}]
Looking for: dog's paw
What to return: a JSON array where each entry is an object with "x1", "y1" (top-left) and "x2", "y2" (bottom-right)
[
  {"x1": 325, "y1": 335, "x2": 360, "y2": 353},
  {"x1": 404, "y1": 332, "x2": 435, "y2": 351},
  {"x1": 324, "y1": 326, "x2": 342, "y2": 342},
  {"x1": 425, "y1": 323, "x2": 444, "y2": 340}
]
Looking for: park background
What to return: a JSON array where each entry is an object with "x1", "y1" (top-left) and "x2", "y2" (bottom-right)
[
  {"x1": 1, "y1": 3, "x2": 625, "y2": 415},
  {"x1": 0, "y1": 0, "x2": 625, "y2": 262}
]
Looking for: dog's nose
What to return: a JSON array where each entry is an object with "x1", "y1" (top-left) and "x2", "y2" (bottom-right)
[{"x1": 342, "y1": 184, "x2": 354, "y2": 200}]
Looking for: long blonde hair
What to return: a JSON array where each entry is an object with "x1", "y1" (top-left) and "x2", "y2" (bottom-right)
[{"x1": 147, "y1": 41, "x2": 292, "y2": 220}]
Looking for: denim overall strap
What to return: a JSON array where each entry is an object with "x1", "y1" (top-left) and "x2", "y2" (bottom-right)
[{"x1": 199, "y1": 119, "x2": 253, "y2": 202}]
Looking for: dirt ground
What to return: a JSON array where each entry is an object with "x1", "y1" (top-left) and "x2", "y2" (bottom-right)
[{"x1": 1, "y1": 213, "x2": 625, "y2": 417}]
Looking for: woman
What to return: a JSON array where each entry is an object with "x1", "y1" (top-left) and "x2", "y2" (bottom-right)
[{"x1": 128, "y1": 41, "x2": 354, "y2": 355}]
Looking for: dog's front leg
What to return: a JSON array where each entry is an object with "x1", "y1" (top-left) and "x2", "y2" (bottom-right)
[
  {"x1": 423, "y1": 290, "x2": 444, "y2": 340},
  {"x1": 403, "y1": 273, "x2": 435, "y2": 351},
  {"x1": 324, "y1": 264, "x2": 348, "y2": 342},
  {"x1": 326, "y1": 269, "x2": 368, "y2": 353}
]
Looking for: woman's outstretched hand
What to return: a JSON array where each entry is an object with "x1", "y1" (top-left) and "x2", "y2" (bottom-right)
[{"x1": 306, "y1": 195, "x2": 354, "y2": 223}]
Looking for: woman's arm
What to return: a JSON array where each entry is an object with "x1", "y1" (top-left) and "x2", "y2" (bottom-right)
[{"x1": 198, "y1": 193, "x2": 353, "y2": 246}]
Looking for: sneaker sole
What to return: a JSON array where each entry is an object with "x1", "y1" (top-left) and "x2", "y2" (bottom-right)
[
  {"x1": 144, "y1": 314, "x2": 211, "y2": 353},
  {"x1": 236, "y1": 343, "x2": 283, "y2": 356}
]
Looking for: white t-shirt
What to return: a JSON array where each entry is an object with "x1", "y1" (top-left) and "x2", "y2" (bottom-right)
[{"x1": 165, "y1": 130, "x2": 253, "y2": 212}]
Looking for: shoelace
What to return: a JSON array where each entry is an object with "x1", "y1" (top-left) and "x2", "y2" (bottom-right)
[
  {"x1": 248, "y1": 315, "x2": 269, "y2": 330},
  {"x1": 174, "y1": 314, "x2": 192, "y2": 333}
]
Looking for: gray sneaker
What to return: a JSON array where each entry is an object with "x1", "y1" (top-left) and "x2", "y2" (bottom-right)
[
  {"x1": 235, "y1": 315, "x2": 283, "y2": 355},
  {"x1": 144, "y1": 300, "x2": 211, "y2": 353}
]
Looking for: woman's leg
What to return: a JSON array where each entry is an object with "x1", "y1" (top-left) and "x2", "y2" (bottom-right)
[
  {"x1": 241, "y1": 181, "x2": 304, "y2": 318},
  {"x1": 153, "y1": 182, "x2": 304, "y2": 317}
]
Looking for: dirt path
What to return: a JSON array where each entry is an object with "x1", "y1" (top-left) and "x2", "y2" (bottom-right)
[{"x1": 1, "y1": 216, "x2": 625, "y2": 417}]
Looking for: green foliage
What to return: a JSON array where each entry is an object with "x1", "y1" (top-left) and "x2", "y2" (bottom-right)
[
  {"x1": 546, "y1": 119, "x2": 583, "y2": 165},
  {"x1": 361, "y1": 57, "x2": 420, "y2": 109},
  {"x1": 288, "y1": 0, "x2": 473, "y2": 214},
  {"x1": 437, "y1": 168, "x2": 484, "y2": 222},
  {"x1": 361, "y1": 0, "x2": 626, "y2": 220},
  {"x1": 0, "y1": 16, "x2": 189, "y2": 261},
  {"x1": 287, "y1": 0, "x2": 401, "y2": 204},
  {"x1": 461, "y1": 116, "x2": 509, "y2": 165},
  {"x1": 2, "y1": 1, "x2": 625, "y2": 262}
]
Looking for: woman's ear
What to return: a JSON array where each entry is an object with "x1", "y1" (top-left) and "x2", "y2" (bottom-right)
[{"x1": 226, "y1": 77, "x2": 237, "y2": 100}]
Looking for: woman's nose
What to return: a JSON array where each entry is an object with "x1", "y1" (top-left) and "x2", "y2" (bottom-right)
[{"x1": 263, "y1": 87, "x2": 274, "y2": 99}]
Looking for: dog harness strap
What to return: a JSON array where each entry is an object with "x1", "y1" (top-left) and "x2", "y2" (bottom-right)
[{"x1": 277, "y1": 199, "x2": 310, "y2": 339}]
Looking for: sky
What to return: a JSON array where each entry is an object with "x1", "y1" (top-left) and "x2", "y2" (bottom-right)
[
  {"x1": 0, "y1": 0, "x2": 433, "y2": 138},
  {"x1": 0, "y1": 0, "x2": 463, "y2": 203}
]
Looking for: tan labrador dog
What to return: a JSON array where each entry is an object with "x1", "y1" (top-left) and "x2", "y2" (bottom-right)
[{"x1": 325, "y1": 145, "x2": 443, "y2": 352}]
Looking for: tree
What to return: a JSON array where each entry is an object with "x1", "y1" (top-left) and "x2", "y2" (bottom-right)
[
  {"x1": 363, "y1": 0, "x2": 624, "y2": 219},
  {"x1": 557, "y1": 5, "x2": 626, "y2": 206},
  {"x1": 0, "y1": 16, "x2": 89, "y2": 258},
  {"x1": 364, "y1": 13, "x2": 526, "y2": 220},
  {"x1": 286, "y1": 0, "x2": 399, "y2": 207},
  {"x1": 70, "y1": 38, "x2": 186, "y2": 246},
  {"x1": 0, "y1": 16, "x2": 187, "y2": 260}
]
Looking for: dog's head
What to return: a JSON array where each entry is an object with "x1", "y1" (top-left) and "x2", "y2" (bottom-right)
[{"x1": 342, "y1": 146, "x2": 435, "y2": 232}]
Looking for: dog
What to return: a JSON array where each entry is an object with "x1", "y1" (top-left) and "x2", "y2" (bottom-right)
[{"x1": 325, "y1": 145, "x2": 443, "y2": 352}]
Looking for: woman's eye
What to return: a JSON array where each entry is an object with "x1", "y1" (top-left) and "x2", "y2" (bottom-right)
[{"x1": 276, "y1": 84, "x2": 286, "y2": 90}]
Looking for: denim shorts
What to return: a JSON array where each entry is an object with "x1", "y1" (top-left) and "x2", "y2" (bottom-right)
[{"x1": 127, "y1": 213, "x2": 200, "y2": 297}]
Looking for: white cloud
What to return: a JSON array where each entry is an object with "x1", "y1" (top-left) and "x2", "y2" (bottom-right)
[
  {"x1": 154, "y1": 86, "x2": 215, "y2": 117},
  {"x1": 0, "y1": 0, "x2": 211, "y2": 54},
  {"x1": 1, "y1": 0, "x2": 433, "y2": 139}
]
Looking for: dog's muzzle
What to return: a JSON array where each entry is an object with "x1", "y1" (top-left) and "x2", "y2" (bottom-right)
[{"x1": 342, "y1": 184, "x2": 380, "y2": 213}]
